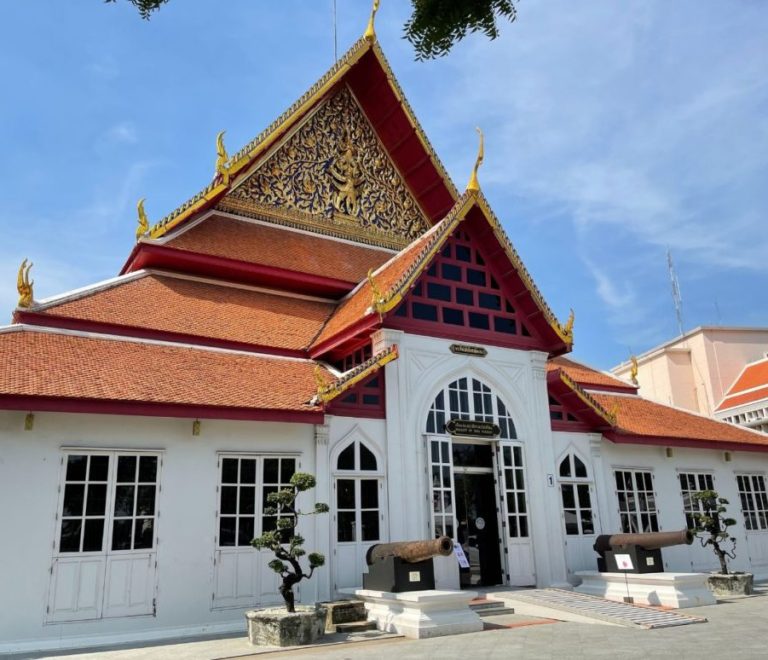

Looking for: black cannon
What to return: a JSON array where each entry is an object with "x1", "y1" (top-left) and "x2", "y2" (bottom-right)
[
  {"x1": 363, "y1": 537, "x2": 454, "y2": 592},
  {"x1": 593, "y1": 529, "x2": 694, "y2": 574}
]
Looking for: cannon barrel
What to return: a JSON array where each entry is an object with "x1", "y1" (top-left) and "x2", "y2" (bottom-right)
[
  {"x1": 594, "y1": 529, "x2": 693, "y2": 555},
  {"x1": 366, "y1": 537, "x2": 454, "y2": 566}
]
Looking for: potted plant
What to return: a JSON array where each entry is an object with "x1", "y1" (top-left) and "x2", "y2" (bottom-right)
[
  {"x1": 245, "y1": 472, "x2": 330, "y2": 647},
  {"x1": 690, "y1": 489, "x2": 753, "y2": 596}
]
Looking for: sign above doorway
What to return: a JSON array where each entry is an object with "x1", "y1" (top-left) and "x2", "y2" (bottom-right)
[
  {"x1": 445, "y1": 419, "x2": 500, "y2": 438},
  {"x1": 449, "y1": 344, "x2": 487, "y2": 357}
]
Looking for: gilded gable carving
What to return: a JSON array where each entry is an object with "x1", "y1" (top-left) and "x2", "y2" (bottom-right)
[{"x1": 225, "y1": 86, "x2": 430, "y2": 243}]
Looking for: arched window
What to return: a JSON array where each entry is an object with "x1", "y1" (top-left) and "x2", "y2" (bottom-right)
[
  {"x1": 333, "y1": 440, "x2": 381, "y2": 545},
  {"x1": 558, "y1": 452, "x2": 595, "y2": 536},
  {"x1": 336, "y1": 440, "x2": 377, "y2": 472},
  {"x1": 425, "y1": 377, "x2": 516, "y2": 439}
]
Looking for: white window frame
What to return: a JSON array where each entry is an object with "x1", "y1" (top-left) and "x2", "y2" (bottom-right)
[
  {"x1": 736, "y1": 473, "x2": 768, "y2": 532},
  {"x1": 558, "y1": 452, "x2": 596, "y2": 536},
  {"x1": 678, "y1": 471, "x2": 715, "y2": 529},
  {"x1": 614, "y1": 468, "x2": 659, "y2": 533}
]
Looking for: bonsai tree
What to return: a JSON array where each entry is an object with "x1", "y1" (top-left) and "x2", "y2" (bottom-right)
[
  {"x1": 690, "y1": 489, "x2": 737, "y2": 575},
  {"x1": 251, "y1": 472, "x2": 329, "y2": 612}
]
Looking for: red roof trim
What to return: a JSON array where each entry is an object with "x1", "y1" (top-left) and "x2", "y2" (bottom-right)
[
  {"x1": 14, "y1": 311, "x2": 307, "y2": 358},
  {"x1": 603, "y1": 430, "x2": 768, "y2": 454},
  {"x1": 0, "y1": 395, "x2": 323, "y2": 423},
  {"x1": 121, "y1": 244, "x2": 354, "y2": 297},
  {"x1": 309, "y1": 315, "x2": 380, "y2": 358}
]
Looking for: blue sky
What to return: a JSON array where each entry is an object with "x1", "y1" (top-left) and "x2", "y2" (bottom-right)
[{"x1": 1, "y1": 1, "x2": 766, "y2": 369}]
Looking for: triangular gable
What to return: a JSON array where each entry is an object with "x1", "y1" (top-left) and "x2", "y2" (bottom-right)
[
  {"x1": 310, "y1": 191, "x2": 573, "y2": 357},
  {"x1": 125, "y1": 37, "x2": 458, "y2": 268},
  {"x1": 219, "y1": 85, "x2": 431, "y2": 247}
]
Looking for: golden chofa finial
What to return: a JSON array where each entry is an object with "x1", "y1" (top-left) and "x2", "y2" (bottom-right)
[
  {"x1": 367, "y1": 268, "x2": 385, "y2": 309},
  {"x1": 364, "y1": 0, "x2": 381, "y2": 42},
  {"x1": 630, "y1": 355, "x2": 639, "y2": 385},
  {"x1": 215, "y1": 130, "x2": 230, "y2": 185},
  {"x1": 466, "y1": 127, "x2": 484, "y2": 193},
  {"x1": 17, "y1": 259, "x2": 34, "y2": 308},
  {"x1": 563, "y1": 308, "x2": 575, "y2": 342},
  {"x1": 136, "y1": 198, "x2": 149, "y2": 241}
]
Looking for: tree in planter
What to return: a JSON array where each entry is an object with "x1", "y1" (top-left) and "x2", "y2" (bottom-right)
[
  {"x1": 251, "y1": 473, "x2": 329, "y2": 612},
  {"x1": 690, "y1": 489, "x2": 737, "y2": 575}
]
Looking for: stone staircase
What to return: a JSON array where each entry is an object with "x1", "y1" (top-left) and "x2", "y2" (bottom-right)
[
  {"x1": 323, "y1": 599, "x2": 377, "y2": 633},
  {"x1": 469, "y1": 597, "x2": 516, "y2": 618}
]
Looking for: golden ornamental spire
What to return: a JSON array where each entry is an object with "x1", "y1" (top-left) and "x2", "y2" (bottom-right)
[
  {"x1": 215, "y1": 130, "x2": 230, "y2": 185},
  {"x1": 314, "y1": 364, "x2": 331, "y2": 394},
  {"x1": 136, "y1": 198, "x2": 149, "y2": 241},
  {"x1": 364, "y1": 0, "x2": 381, "y2": 42},
  {"x1": 563, "y1": 308, "x2": 575, "y2": 342},
  {"x1": 17, "y1": 259, "x2": 34, "y2": 308},
  {"x1": 630, "y1": 355, "x2": 639, "y2": 385},
  {"x1": 466, "y1": 127, "x2": 484, "y2": 192},
  {"x1": 367, "y1": 268, "x2": 385, "y2": 309}
]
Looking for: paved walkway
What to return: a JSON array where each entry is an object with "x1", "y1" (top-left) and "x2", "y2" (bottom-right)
[{"x1": 15, "y1": 584, "x2": 768, "y2": 660}]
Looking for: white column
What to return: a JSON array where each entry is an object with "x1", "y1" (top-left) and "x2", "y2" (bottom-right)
[
  {"x1": 588, "y1": 433, "x2": 612, "y2": 535},
  {"x1": 527, "y1": 351, "x2": 570, "y2": 587},
  {"x1": 373, "y1": 328, "x2": 413, "y2": 540}
]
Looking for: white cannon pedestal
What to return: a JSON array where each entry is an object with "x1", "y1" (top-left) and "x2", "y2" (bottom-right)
[
  {"x1": 575, "y1": 571, "x2": 716, "y2": 608},
  {"x1": 353, "y1": 589, "x2": 483, "y2": 639}
]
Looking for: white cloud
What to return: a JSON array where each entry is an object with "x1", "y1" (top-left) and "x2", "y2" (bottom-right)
[{"x1": 105, "y1": 121, "x2": 138, "y2": 145}]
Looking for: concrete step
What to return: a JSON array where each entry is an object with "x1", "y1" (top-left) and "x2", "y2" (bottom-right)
[
  {"x1": 469, "y1": 599, "x2": 516, "y2": 617},
  {"x1": 335, "y1": 620, "x2": 378, "y2": 633}
]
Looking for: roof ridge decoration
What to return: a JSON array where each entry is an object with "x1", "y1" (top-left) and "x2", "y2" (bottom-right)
[
  {"x1": 215, "y1": 131, "x2": 231, "y2": 186},
  {"x1": 466, "y1": 127, "x2": 484, "y2": 193},
  {"x1": 314, "y1": 344, "x2": 398, "y2": 404},
  {"x1": 558, "y1": 370, "x2": 617, "y2": 426},
  {"x1": 364, "y1": 0, "x2": 380, "y2": 43},
  {"x1": 16, "y1": 259, "x2": 34, "y2": 309},
  {"x1": 136, "y1": 199, "x2": 149, "y2": 241}
]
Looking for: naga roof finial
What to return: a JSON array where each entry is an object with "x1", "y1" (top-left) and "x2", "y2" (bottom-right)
[
  {"x1": 17, "y1": 259, "x2": 34, "y2": 308},
  {"x1": 364, "y1": 0, "x2": 381, "y2": 42},
  {"x1": 630, "y1": 355, "x2": 639, "y2": 385},
  {"x1": 136, "y1": 198, "x2": 149, "y2": 241},
  {"x1": 367, "y1": 267, "x2": 385, "y2": 310},
  {"x1": 215, "y1": 130, "x2": 230, "y2": 185},
  {"x1": 466, "y1": 127, "x2": 484, "y2": 193},
  {"x1": 563, "y1": 308, "x2": 575, "y2": 342}
]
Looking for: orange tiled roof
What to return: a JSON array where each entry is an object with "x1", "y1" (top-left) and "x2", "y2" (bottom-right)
[
  {"x1": 592, "y1": 391, "x2": 768, "y2": 448},
  {"x1": 717, "y1": 385, "x2": 768, "y2": 412},
  {"x1": 33, "y1": 273, "x2": 335, "y2": 351},
  {"x1": 0, "y1": 328, "x2": 324, "y2": 413},
  {"x1": 716, "y1": 359, "x2": 768, "y2": 411},
  {"x1": 164, "y1": 215, "x2": 393, "y2": 284},
  {"x1": 548, "y1": 356, "x2": 635, "y2": 391}
]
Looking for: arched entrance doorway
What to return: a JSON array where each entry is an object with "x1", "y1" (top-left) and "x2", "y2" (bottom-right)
[{"x1": 425, "y1": 377, "x2": 535, "y2": 586}]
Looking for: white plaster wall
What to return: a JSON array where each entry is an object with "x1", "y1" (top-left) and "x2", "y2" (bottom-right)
[
  {"x1": 594, "y1": 439, "x2": 768, "y2": 577},
  {"x1": 0, "y1": 411, "x2": 315, "y2": 653}
]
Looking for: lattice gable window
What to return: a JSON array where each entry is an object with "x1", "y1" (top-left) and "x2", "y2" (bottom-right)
[
  {"x1": 548, "y1": 394, "x2": 581, "y2": 424},
  {"x1": 390, "y1": 230, "x2": 535, "y2": 341},
  {"x1": 327, "y1": 344, "x2": 385, "y2": 416}
]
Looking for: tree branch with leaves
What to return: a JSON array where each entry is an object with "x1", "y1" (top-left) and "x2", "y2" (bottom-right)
[
  {"x1": 105, "y1": 0, "x2": 517, "y2": 60},
  {"x1": 690, "y1": 489, "x2": 738, "y2": 575},
  {"x1": 251, "y1": 472, "x2": 329, "y2": 612}
]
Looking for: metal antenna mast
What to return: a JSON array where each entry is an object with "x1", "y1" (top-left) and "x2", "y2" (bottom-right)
[
  {"x1": 333, "y1": 0, "x2": 338, "y2": 61},
  {"x1": 667, "y1": 249, "x2": 684, "y2": 337}
]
